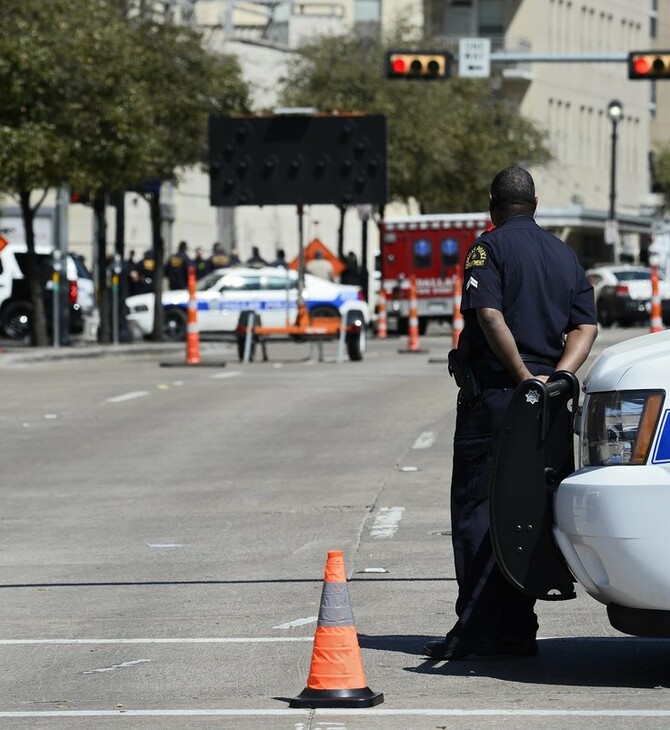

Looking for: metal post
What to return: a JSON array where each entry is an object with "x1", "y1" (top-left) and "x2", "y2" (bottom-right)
[
  {"x1": 112, "y1": 253, "x2": 122, "y2": 345},
  {"x1": 357, "y1": 205, "x2": 373, "y2": 302},
  {"x1": 52, "y1": 249, "x2": 62, "y2": 349},
  {"x1": 606, "y1": 100, "x2": 623, "y2": 265},
  {"x1": 297, "y1": 204, "x2": 305, "y2": 311},
  {"x1": 54, "y1": 184, "x2": 70, "y2": 345},
  {"x1": 608, "y1": 122, "x2": 618, "y2": 263},
  {"x1": 243, "y1": 311, "x2": 255, "y2": 363}
]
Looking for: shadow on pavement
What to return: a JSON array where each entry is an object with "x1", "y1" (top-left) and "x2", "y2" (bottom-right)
[{"x1": 400, "y1": 636, "x2": 670, "y2": 689}]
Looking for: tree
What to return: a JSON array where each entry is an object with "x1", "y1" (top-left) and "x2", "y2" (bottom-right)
[
  {"x1": 114, "y1": 17, "x2": 249, "y2": 341},
  {"x1": 652, "y1": 144, "x2": 670, "y2": 212},
  {"x1": 278, "y1": 34, "x2": 551, "y2": 213},
  {"x1": 0, "y1": 0, "x2": 250, "y2": 345}
]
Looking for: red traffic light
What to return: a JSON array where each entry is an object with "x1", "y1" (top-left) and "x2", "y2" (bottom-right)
[
  {"x1": 628, "y1": 51, "x2": 670, "y2": 79},
  {"x1": 385, "y1": 51, "x2": 450, "y2": 80}
]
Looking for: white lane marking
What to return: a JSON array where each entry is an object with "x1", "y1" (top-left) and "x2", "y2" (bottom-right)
[
  {"x1": 210, "y1": 371, "x2": 241, "y2": 379},
  {"x1": 360, "y1": 568, "x2": 388, "y2": 573},
  {"x1": 273, "y1": 616, "x2": 318, "y2": 630},
  {"x1": 105, "y1": 391, "x2": 149, "y2": 404},
  {"x1": 399, "y1": 465, "x2": 419, "y2": 472},
  {"x1": 146, "y1": 543, "x2": 182, "y2": 549},
  {"x1": 83, "y1": 659, "x2": 151, "y2": 674},
  {"x1": 2, "y1": 710, "x2": 670, "y2": 718},
  {"x1": 370, "y1": 506, "x2": 405, "y2": 538},
  {"x1": 0, "y1": 637, "x2": 313, "y2": 645},
  {"x1": 413, "y1": 431, "x2": 436, "y2": 449}
]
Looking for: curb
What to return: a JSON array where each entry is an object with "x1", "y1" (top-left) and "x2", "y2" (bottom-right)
[{"x1": 0, "y1": 341, "x2": 233, "y2": 367}]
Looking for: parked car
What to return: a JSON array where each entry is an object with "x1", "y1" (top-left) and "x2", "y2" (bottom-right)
[
  {"x1": 0, "y1": 243, "x2": 91, "y2": 341},
  {"x1": 585, "y1": 264, "x2": 670, "y2": 327},
  {"x1": 491, "y1": 329, "x2": 670, "y2": 637},
  {"x1": 125, "y1": 266, "x2": 371, "y2": 341}
]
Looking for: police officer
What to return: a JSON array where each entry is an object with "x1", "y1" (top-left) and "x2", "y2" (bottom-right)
[
  {"x1": 134, "y1": 249, "x2": 157, "y2": 295},
  {"x1": 207, "y1": 242, "x2": 230, "y2": 273},
  {"x1": 165, "y1": 240, "x2": 191, "y2": 290},
  {"x1": 424, "y1": 166, "x2": 598, "y2": 661},
  {"x1": 193, "y1": 247, "x2": 209, "y2": 279}
]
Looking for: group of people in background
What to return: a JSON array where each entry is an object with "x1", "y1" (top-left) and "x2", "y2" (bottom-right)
[{"x1": 123, "y1": 241, "x2": 363, "y2": 296}]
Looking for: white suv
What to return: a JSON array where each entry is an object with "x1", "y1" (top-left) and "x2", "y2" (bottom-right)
[{"x1": 0, "y1": 242, "x2": 92, "y2": 341}]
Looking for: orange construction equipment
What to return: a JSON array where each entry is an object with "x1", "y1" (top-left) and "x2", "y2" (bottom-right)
[
  {"x1": 288, "y1": 238, "x2": 346, "y2": 278},
  {"x1": 290, "y1": 550, "x2": 384, "y2": 709},
  {"x1": 376, "y1": 288, "x2": 388, "y2": 339},
  {"x1": 185, "y1": 266, "x2": 201, "y2": 364},
  {"x1": 452, "y1": 272, "x2": 464, "y2": 348},
  {"x1": 650, "y1": 264, "x2": 663, "y2": 333}
]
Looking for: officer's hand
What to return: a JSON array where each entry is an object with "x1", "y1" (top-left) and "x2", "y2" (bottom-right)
[{"x1": 534, "y1": 374, "x2": 550, "y2": 383}]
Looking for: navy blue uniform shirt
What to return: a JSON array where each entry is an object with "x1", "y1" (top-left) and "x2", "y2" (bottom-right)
[{"x1": 460, "y1": 215, "x2": 596, "y2": 366}]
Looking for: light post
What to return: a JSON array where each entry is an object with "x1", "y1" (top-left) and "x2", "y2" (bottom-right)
[{"x1": 606, "y1": 99, "x2": 623, "y2": 263}]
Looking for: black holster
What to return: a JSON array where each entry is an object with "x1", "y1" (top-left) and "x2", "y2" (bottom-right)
[{"x1": 448, "y1": 349, "x2": 480, "y2": 405}]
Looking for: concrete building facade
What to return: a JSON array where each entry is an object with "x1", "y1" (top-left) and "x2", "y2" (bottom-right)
[{"x1": 2, "y1": 0, "x2": 668, "y2": 280}]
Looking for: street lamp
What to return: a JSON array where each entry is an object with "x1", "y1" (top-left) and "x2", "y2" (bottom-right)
[{"x1": 606, "y1": 99, "x2": 623, "y2": 263}]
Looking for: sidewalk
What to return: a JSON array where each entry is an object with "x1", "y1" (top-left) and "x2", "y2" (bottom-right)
[{"x1": 0, "y1": 339, "x2": 209, "y2": 367}]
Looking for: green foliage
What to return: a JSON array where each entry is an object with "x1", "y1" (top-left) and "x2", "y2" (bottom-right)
[
  {"x1": 652, "y1": 143, "x2": 670, "y2": 211},
  {"x1": 0, "y1": 0, "x2": 251, "y2": 197},
  {"x1": 279, "y1": 35, "x2": 551, "y2": 212},
  {"x1": 0, "y1": 0, "x2": 250, "y2": 345}
]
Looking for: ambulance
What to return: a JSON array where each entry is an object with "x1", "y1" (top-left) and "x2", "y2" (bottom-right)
[{"x1": 378, "y1": 212, "x2": 491, "y2": 334}]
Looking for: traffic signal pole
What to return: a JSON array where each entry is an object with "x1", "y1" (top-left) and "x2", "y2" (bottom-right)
[{"x1": 489, "y1": 52, "x2": 628, "y2": 63}]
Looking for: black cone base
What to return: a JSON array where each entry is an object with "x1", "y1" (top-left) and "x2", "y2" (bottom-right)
[{"x1": 289, "y1": 686, "x2": 384, "y2": 708}]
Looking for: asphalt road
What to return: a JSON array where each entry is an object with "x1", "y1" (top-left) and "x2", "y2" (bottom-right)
[{"x1": 1, "y1": 326, "x2": 669, "y2": 729}]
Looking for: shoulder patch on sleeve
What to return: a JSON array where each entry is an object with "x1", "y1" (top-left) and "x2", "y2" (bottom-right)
[{"x1": 464, "y1": 244, "x2": 489, "y2": 270}]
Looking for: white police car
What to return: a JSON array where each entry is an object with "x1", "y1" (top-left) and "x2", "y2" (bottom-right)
[
  {"x1": 125, "y1": 266, "x2": 371, "y2": 341},
  {"x1": 490, "y1": 330, "x2": 670, "y2": 637}
]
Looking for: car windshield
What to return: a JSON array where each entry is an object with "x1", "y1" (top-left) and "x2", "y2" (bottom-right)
[
  {"x1": 266, "y1": 275, "x2": 298, "y2": 291},
  {"x1": 615, "y1": 270, "x2": 650, "y2": 282},
  {"x1": 197, "y1": 272, "x2": 225, "y2": 291}
]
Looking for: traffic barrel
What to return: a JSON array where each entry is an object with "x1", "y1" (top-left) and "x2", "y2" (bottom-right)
[
  {"x1": 185, "y1": 265, "x2": 201, "y2": 364},
  {"x1": 376, "y1": 288, "x2": 388, "y2": 339},
  {"x1": 290, "y1": 550, "x2": 384, "y2": 709},
  {"x1": 398, "y1": 275, "x2": 428, "y2": 353},
  {"x1": 650, "y1": 264, "x2": 663, "y2": 333},
  {"x1": 452, "y1": 273, "x2": 464, "y2": 348},
  {"x1": 406, "y1": 276, "x2": 420, "y2": 351}
]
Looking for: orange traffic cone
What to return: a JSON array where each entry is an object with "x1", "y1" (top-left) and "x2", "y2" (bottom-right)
[
  {"x1": 185, "y1": 266, "x2": 201, "y2": 364},
  {"x1": 398, "y1": 276, "x2": 427, "y2": 353},
  {"x1": 290, "y1": 551, "x2": 384, "y2": 709},
  {"x1": 377, "y1": 288, "x2": 388, "y2": 339},
  {"x1": 452, "y1": 272, "x2": 464, "y2": 348},
  {"x1": 650, "y1": 264, "x2": 663, "y2": 333}
]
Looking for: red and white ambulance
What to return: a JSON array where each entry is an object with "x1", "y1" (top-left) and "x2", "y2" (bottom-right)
[{"x1": 378, "y1": 212, "x2": 491, "y2": 334}]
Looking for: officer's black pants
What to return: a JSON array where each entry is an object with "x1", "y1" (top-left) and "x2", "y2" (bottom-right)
[{"x1": 450, "y1": 383, "x2": 539, "y2": 641}]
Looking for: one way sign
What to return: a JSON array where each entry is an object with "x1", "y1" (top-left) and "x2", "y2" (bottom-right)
[{"x1": 458, "y1": 38, "x2": 491, "y2": 78}]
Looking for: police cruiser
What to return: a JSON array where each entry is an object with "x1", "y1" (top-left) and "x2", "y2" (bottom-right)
[
  {"x1": 490, "y1": 329, "x2": 670, "y2": 638},
  {"x1": 125, "y1": 266, "x2": 371, "y2": 341}
]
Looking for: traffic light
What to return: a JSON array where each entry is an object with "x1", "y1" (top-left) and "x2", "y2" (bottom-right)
[
  {"x1": 385, "y1": 51, "x2": 450, "y2": 80},
  {"x1": 628, "y1": 51, "x2": 670, "y2": 79}
]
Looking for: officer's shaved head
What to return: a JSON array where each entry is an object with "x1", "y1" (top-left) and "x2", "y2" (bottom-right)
[{"x1": 489, "y1": 166, "x2": 537, "y2": 224}]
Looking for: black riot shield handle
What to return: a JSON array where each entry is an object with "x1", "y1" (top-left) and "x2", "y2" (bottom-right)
[{"x1": 489, "y1": 370, "x2": 580, "y2": 601}]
